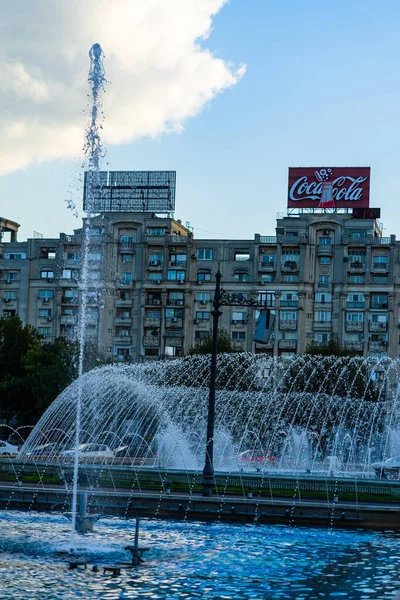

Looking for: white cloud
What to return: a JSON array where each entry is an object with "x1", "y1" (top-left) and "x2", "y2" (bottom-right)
[{"x1": 0, "y1": 0, "x2": 245, "y2": 175}]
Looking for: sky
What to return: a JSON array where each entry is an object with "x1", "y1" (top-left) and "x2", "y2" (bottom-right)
[{"x1": 1, "y1": 0, "x2": 400, "y2": 241}]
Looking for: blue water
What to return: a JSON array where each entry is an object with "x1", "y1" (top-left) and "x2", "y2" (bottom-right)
[{"x1": 0, "y1": 511, "x2": 399, "y2": 599}]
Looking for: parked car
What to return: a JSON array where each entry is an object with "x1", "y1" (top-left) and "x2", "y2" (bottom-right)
[
  {"x1": 23, "y1": 443, "x2": 59, "y2": 459},
  {"x1": 372, "y1": 457, "x2": 400, "y2": 479},
  {"x1": 238, "y1": 449, "x2": 276, "y2": 468},
  {"x1": 0, "y1": 440, "x2": 19, "y2": 457},
  {"x1": 60, "y1": 443, "x2": 115, "y2": 461}
]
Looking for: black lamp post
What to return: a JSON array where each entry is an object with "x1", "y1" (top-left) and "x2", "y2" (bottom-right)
[{"x1": 202, "y1": 265, "x2": 274, "y2": 497}]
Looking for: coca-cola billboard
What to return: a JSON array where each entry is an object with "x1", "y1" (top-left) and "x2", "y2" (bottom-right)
[{"x1": 288, "y1": 167, "x2": 370, "y2": 209}]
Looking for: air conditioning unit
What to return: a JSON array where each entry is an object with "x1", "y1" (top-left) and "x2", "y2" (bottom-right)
[
  {"x1": 43, "y1": 298, "x2": 50, "y2": 303},
  {"x1": 193, "y1": 319, "x2": 199, "y2": 324},
  {"x1": 153, "y1": 299, "x2": 161, "y2": 305},
  {"x1": 200, "y1": 300, "x2": 207, "y2": 305},
  {"x1": 178, "y1": 280, "x2": 184, "y2": 284},
  {"x1": 191, "y1": 254, "x2": 197, "y2": 259},
  {"x1": 47, "y1": 316, "x2": 52, "y2": 322},
  {"x1": 150, "y1": 260, "x2": 159, "y2": 266},
  {"x1": 171, "y1": 317, "x2": 178, "y2": 323},
  {"x1": 176, "y1": 300, "x2": 184, "y2": 306},
  {"x1": 3, "y1": 298, "x2": 9, "y2": 303}
]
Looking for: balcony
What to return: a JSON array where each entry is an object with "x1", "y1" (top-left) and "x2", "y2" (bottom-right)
[
  {"x1": 279, "y1": 320, "x2": 297, "y2": 331},
  {"x1": 148, "y1": 260, "x2": 163, "y2": 269},
  {"x1": 168, "y1": 261, "x2": 187, "y2": 269},
  {"x1": 144, "y1": 318, "x2": 161, "y2": 328},
  {"x1": 370, "y1": 303, "x2": 388, "y2": 310},
  {"x1": 345, "y1": 341, "x2": 363, "y2": 352},
  {"x1": 313, "y1": 320, "x2": 332, "y2": 331},
  {"x1": 278, "y1": 339, "x2": 297, "y2": 350},
  {"x1": 258, "y1": 261, "x2": 276, "y2": 271},
  {"x1": 116, "y1": 279, "x2": 133, "y2": 289},
  {"x1": 116, "y1": 298, "x2": 133, "y2": 308},
  {"x1": 144, "y1": 234, "x2": 165, "y2": 244},
  {"x1": 259, "y1": 236, "x2": 277, "y2": 244},
  {"x1": 114, "y1": 335, "x2": 132, "y2": 344},
  {"x1": 371, "y1": 263, "x2": 389, "y2": 272},
  {"x1": 255, "y1": 341, "x2": 274, "y2": 350},
  {"x1": 193, "y1": 319, "x2": 208, "y2": 327},
  {"x1": 369, "y1": 321, "x2": 388, "y2": 332},
  {"x1": 60, "y1": 315, "x2": 77, "y2": 325},
  {"x1": 347, "y1": 237, "x2": 367, "y2": 245},
  {"x1": 166, "y1": 318, "x2": 183, "y2": 329},
  {"x1": 61, "y1": 296, "x2": 78, "y2": 305},
  {"x1": 317, "y1": 282, "x2": 331, "y2": 290},
  {"x1": 168, "y1": 299, "x2": 184, "y2": 306},
  {"x1": 115, "y1": 317, "x2": 132, "y2": 326},
  {"x1": 369, "y1": 341, "x2": 388, "y2": 352},
  {"x1": 143, "y1": 336, "x2": 160, "y2": 347},
  {"x1": 281, "y1": 261, "x2": 299, "y2": 272},
  {"x1": 146, "y1": 298, "x2": 162, "y2": 306},
  {"x1": 166, "y1": 235, "x2": 190, "y2": 245},
  {"x1": 120, "y1": 242, "x2": 135, "y2": 254},
  {"x1": 346, "y1": 302, "x2": 365, "y2": 309},
  {"x1": 280, "y1": 300, "x2": 298, "y2": 308},
  {"x1": 2, "y1": 297, "x2": 16, "y2": 305},
  {"x1": 346, "y1": 321, "x2": 364, "y2": 332},
  {"x1": 317, "y1": 245, "x2": 333, "y2": 255},
  {"x1": 277, "y1": 235, "x2": 302, "y2": 244},
  {"x1": 349, "y1": 261, "x2": 365, "y2": 272},
  {"x1": 165, "y1": 337, "x2": 183, "y2": 347}
]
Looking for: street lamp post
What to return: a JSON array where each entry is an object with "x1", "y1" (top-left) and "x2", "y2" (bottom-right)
[{"x1": 202, "y1": 265, "x2": 274, "y2": 497}]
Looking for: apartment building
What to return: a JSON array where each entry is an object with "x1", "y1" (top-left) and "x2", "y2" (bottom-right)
[{"x1": 0, "y1": 171, "x2": 398, "y2": 362}]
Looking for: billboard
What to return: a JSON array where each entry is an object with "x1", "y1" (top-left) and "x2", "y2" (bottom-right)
[
  {"x1": 83, "y1": 170, "x2": 176, "y2": 213},
  {"x1": 287, "y1": 167, "x2": 370, "y2": 209}
]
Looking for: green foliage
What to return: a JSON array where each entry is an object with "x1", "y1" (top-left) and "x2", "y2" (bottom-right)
[
  {"x1": 0, "y1": 316, "x2": 105, "y2": 426},
  {"x1": 305, "y1": 336, "x2": 354, "y2": 357},
  {"x1": 188, "y1": 329, "x2": 239, "y2": 355}
]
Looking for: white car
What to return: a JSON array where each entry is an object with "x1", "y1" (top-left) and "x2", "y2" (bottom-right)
[
  {"x1": 0, "y1": 441, "x2": 19, "y2": 456},
  {"x1": 372, "y1": 457, "x2": 400, "y2": 479},
  {"x1": 60, "y1": 443, "x2": 115, "y2": 461}
]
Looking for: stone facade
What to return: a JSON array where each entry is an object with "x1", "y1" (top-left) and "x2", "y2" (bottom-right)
[{"x1": 0, "y1": 209, "x2": 398, "y2": 362}]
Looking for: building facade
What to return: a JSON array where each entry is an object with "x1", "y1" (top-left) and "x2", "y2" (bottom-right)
[{"x1": 1, "y1": 181, "x2": 399, "y2": 363}]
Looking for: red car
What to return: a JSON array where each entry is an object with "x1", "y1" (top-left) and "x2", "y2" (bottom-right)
[{"x1": 238, "y1": 449, "x2": 276, "y2": 465}]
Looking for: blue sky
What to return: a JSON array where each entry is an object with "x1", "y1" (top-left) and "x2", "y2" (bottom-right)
[{"x1": 1, "y1": 0, "x2": 400, "y2": 241}]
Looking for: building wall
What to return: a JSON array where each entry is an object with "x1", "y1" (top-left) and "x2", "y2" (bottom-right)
[{"x1": 0, "y1": 211, "x2": 398, "y2": 362}]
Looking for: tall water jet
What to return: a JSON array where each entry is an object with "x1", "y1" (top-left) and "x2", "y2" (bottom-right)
[{"x1": 70, "y1": 43, "x2": 106, "y2": 549}]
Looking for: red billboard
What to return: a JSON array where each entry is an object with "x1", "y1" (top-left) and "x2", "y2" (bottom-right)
[{"x1": 288, "y1": 167, "x2": 370, "y2": 209}]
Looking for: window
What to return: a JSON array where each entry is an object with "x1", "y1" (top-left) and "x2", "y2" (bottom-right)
[
  {"x1": 144, "y1": 348, "x2": 159, "y2": 357},
  {"x1": 169, "y1": 254, "x2": 187, "y2": 266},
  {"x1": 64, "y1": 289, "x2": 77, "y2": 299},
  {"x1": 235, "y1": 252, "x2": 250, "y2": 261},
  {"x1": 282, "y1": 251, "x2": 300, "y2": 262},
  {"x1": 38, "y1": 327, "x2": 51, "y2": 336},
  {"x1": 349, "y1": 251, "x2": 366, "y2": 264},
  {"x1": 319, "y1": 237, "x2": 332, "y2": 245},
  {"x1": 38, "y1": 308, "x2": 51, "y2": 318},
  {"x1": 168, "y1": 292, "x2": 184, "y2": 305},
  {"x1": 260, "y1": 274, "x2": 275, "y2": 283},
  {"x1": 122, "y1": 254, "x2": 133, "y2": 263},
  {"x1": 39, "y1": 290, "x2": 54, "y2": 299},
  {"x1": 349, "y1": 275, "x2": 364, "y2": 284},
  {"x1": 117, "y1": 310, "x2": 131, "y2": 319},
  {"x1": 5, "y1": 272, "x2": 17, "y2": 282},
  {"x1": 116, "y1": 328, "x2": 130, "y2": 337},
  {"x1": 4, "y1": 253, "x2": 26, "y2": 260},
  {"x1": 89, "y1": 228, "x2": 103, "y2": 236},
  {"x1": 372, "y1": 275, "x2": 389, "y2": 284},
  {"x1": 315, "y1": 292, "x2": 332, "y2": 303},
  {"x1": 261, "y1": 254, "x2": 276, "y2": 264},
  {"x1": 197, "y1": 271, "x2": 211, "y2": 282},
  {"x1": 167, "y1": 270, "x2": 185, "y2": 281},
  {"x1": 196, "y1": 292, "x2": 211, "y2": 302},
  {"x1": 197, "y1": 249, "x2": 213, "y2": 260},
  {"x1": 233, "y1": 273, "x2": 248, "y2": 282},
  {"x1": 88, "y1": 252, "x2": 102, "y2": 261},
  {"x1": 62, "y1": 269, "x2": 73, "y2": 279},
  {"x1": 149, "y1": 254, "x2": 163, "y2": 265},
  {"x1": 148, "y1": 272, "x2": 162, "y2": 282},
  {"x1": 232, "y1": 331, "x2": 246, "y2": 341},
  {"x1": 195, "y1": 311, "x2": 210, "y2": 320},
  {"x1": 314, "y1": 333, "x2": 331, "y2": 343},
  {"x1": 319, "y1": 257, "x2": 331, "y2": 265},
  {"x1": 370, "y1": 313, "x2": 388, "y2": 323},
  {"x1": 121, "y1": 273, "x2": 132, "y2": 284},
  {"x1": 286, "y1": 232, "x2": 298, "y2": 238},
  {"x1": 232, "y1": 311, "x2": 246, "y2": 321},
  {"x1": 166, "y1": 308, "x2": 184, "y2": 318},
  {"x1": 281, "y1": 292, "x2": 298, "y2": 307},
  {"x1": 120, "y1": 235, "x2": 135, "y2": 243},
  {"x1": 66, "y1": 252, "x2": 79, "y2": 262},
  {"x1": 280, "y1": 311, "x2": 297, "y2": 321},
  {"x1": 146, "y1": 310, "x2": 161, "y2": 319},
  {"x1": 147, "y1": 293, "x2": 161, "y2": 305},
  {"x1": 346, "y1": 312, "x2": 364, "y2": 322},
  {"x1": 39, "y1": 270, "x2": 54, "y2": 280},
  {"x1": 371, "y1": 294, "x2": 388, "y2": 309},
  {"x1": 195, "y1": 331, "x2": 210, "y2": 341},
  {"x1": 372, "y1": 255, "x2": 388, "y2": 268},
  {"x1": 3, "y1": 291, "x2": 17, "y2": 300},
  {"x1": 319, "y1": 275, "x2": 330, "y2": 284},
  {"x1": 146, "y1": 228, "x2": 165, "y2": 236},
  {"x1": 315, "y1": 311, "x2": 331, "y2": 322}
]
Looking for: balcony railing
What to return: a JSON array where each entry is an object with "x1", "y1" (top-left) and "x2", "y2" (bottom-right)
[
  {"x1": 371, "y1": 264, "x2": 389, "y2": 271},
  {"x1": 143, "y1": 336, "x2": 160, "y2": 347},
  {"x1": 168, "y1": 299, "x2": 184, "y2": 306},
  {"x1": 116, "y1": 298, "x2": 133, "y2": 307},
  {"x1": 369, "y1": 341, "x2": 388, "y2": 352},
  {"x1": 259, "y1": 236, "x2": 277, "y2": 244},
  {"x1": 60, "y1": 315, "x2": 77, "y2": 325},
  {"x1": 369, "y1": 321, "x2": 388, "y2": 332},
  {"x1": 165, "y1": 337, "x2": 183, "y2": 347},
  {"x1": 317, "y1": 245, "x2": 333, "y2": 255},
  {"x1": 144, "y1": 318, "x2": 161, "y2": 328},
  {"x1": 280, "y1": 300, "x2": 298, "y2": 307},
  {"x1": 255, "y1": 341, "x2": 274, "y2": 350},
  {"x1": 166, "y1": 235, "x2": 190, "y2": 244},
  {"x1": 278, "y1": 339, "x2": 297, "y2": 349},
  {"x1": 258, "y1": 261, "x2": 276, "y2": 271},
  {"x1": 346, "y1": 301, "x2": 365, "y2": 309},
  {"x1": 313, "y1": 321, "x2": 332, "y2": 331},
  {"x1": 146, "y1": 299, "x2": 162, "y2": 306},
  {"x1": 279, "y1": 320, "x2": 297, "y2": 330},
  {"x1": 370, "y1": 303, "x2": 388, "y2": 310},
  {"x1": 346, "y1": 321, "x2": 364, "y2": 332},
  {"x1": 349, "y1": 262, "x2": 365, "y2": 272},
  {"x1": 120, "y1": 242, "x2": 135, "y2": 253},
  {"x1": 168, "y1": 261, "x2": 187, "y2": 268},
  {"x1": 115, "y1": 317, "x2": 132, "y2": 326},
  {"x1": 281, "y1": 262, "x2": 299, "y2": 272},
  {"x1": 345, "y1": 341, "x2": 363, "y2": 351},
  {"x1": 114, "y1": 335, "x2": 132, "y2": 343},
  {"x1": 166, "y1": 318, "x2": 183, "y2": 329}
]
